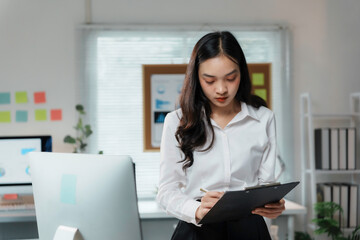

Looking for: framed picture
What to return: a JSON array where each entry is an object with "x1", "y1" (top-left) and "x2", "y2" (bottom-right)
[
  {"x1": 143, "y1": 64, "x2": 187, "y2": 151},
  {"x1": 143, "y1": 63, "x2": 271, "y2": 151}
]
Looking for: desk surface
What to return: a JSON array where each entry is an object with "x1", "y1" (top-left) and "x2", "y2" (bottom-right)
[
  {"x1": 139, "y1": 198, "x2": 307, "y2": 219},
  {"x1": 0, "y1": 198, "x2": 306, "y2": 223}
]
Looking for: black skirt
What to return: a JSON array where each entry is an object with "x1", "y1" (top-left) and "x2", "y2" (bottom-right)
[{"x1": 171, "y1": 215, "x2": 271, "y2": 240}]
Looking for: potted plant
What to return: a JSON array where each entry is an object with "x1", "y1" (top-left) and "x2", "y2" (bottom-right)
[
  {"x1": 295, "y1": 201, "x2": 360, "y2": 240},
  {"x1": 64, "y1": 104, "x2": 102, "y2": 154}
]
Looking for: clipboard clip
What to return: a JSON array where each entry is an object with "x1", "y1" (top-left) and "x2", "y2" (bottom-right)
[{"x1": 244, "y1": 182, "x2": 281, "y2": 190}]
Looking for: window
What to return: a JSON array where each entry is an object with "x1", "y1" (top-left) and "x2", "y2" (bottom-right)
[{"x1": 80, "y1": 26, "x2": 291, "y2": 199}]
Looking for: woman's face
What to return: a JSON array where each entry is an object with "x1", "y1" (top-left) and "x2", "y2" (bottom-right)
[{"x1": 198, "y1": 55, "x2": 241, "y2": 111}]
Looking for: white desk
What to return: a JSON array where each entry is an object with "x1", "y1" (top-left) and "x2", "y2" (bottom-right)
[{"x1": 0, "y1": 199, "x2": 306, "y2": 239}]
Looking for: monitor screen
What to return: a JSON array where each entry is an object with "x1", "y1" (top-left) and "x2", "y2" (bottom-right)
[
  {"x1": 0, "y1": 136, "x2": 52, "y2": 186},
  {"x1": 29, "y1": 152, "x2": 142, "y2": 240}
]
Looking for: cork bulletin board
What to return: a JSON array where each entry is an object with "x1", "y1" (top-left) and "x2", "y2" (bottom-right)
[
  {"x1": 247, "y1": 63, "x2": 272, "y2": 109},
  {"x1": 143, "y1": 63, "x2": 271, "y2": 151}
]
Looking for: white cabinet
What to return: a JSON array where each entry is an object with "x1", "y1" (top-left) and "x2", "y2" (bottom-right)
[{"x1": 300, "y1": 92, "x2": 360, "y2": 232}]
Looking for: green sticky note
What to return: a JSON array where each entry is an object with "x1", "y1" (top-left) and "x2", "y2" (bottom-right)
[
  {"x1": 0, "y1": 92, "x2": 11, "y2": 104},
  {"x1": 35, "y1": 109, "x2": 47, "y2": 121},
  {"x1": 252, "y1": 73, "x2": 265, "y2": 86},
  {"x1": 254, "y1": 89, "x2": 267, "y2": 101},
  {"x1": 0, "y1": 111, "x2": 11, "y2": 123},
  {"x1": 16, "y1": 110, "x2": 28, "y2": 122},
  {"x1": 15, "y1": 91, "x2": 28, "y2": 104},
  {"x1": 60, "y1": 174, "x2": 77, "y2": 205}
]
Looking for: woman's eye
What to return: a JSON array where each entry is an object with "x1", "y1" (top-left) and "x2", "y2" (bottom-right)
[
  {"x1": 227, "y1": 78, "x2": 236, "y2": 82},
  {"x1": 205, "y1": 81, "x2": 214, "y2": 84}
]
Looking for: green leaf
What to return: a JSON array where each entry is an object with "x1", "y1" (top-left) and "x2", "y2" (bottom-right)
[
  {"x1": 64, "y1": 135, "x2": 76, "y2": 144},
  {"x1": 80, "y1": 143, "x2": 87, "y2": 150},
  {"x1": 98, "y1": 150, "x2": 103, "y2": 154},
  {"x1": 84, "y1": 125, "x2": 93, "y2": 137},
  {"x1": 295, "y1": 231, "x2": 313, "y2": 240},
  {"x1": 76, "y1": 104, "x2": 85, "y2": 115},
  {"x1": 314, "y1": 201, "x2": 342, "y2": 218},
  {"x1": 76, "y1": 104, "x2": 84, "y2": 111},
  {"x1": 352, "y1": 226, "x2": 360, "y2": 240}
]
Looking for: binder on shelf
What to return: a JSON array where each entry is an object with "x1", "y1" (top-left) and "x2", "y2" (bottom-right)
[
  {"x1": 349, "y1": 184, "x2": 358, "y2": 228},
  {"x1": 332, "y1": 184, "x2": 341, "y2": 224},
  {"x1": 330, "y1": 128, "x2": 339, "y2": 170},
  {"x1": 340, "y1": 184, "x2": 349, "y2": 228},
  {"x1": 317, "y1": 183, "x2": 332, "y2": 203},
  {"x1": 339, "y1": 129, "x2": 347, "y2": 170},
  {"x1": 347, "y1": 128, "x2": 356, "y2": 170},
  {"x1": 315, "y1": 128, "x2": 330, "y2": 170}
]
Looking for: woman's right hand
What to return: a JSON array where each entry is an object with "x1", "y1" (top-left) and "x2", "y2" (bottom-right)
[{"x1": 195, "y1": 191, "x2": 224, "y2": 222}]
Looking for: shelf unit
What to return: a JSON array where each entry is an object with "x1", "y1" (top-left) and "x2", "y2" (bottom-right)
[{"x1": 300, "y1": 92, "x2": 360, "y2": 232}]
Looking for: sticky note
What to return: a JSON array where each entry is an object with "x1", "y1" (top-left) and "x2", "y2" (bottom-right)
[
  {"x1": 15, "y1": 91, "x2": 28, "y2": 104},
  {"x1": 34, "y1": 91, "x2": 46, "y2": 104},
  {"x1": 252, "y1": 73, "x2": 265, "y2": 86},
  {"x1": 35, "y1": 109, "x2": 47, "y2": 121},
  {"x1": 3, "y1": 194, "x2": 18, "y2": 200},
  {"x1": 0, "y1": 111, "x2": 11, "y2": 123},
  {"x1": 21, "y1": 148, "x2": 36, "y2": 155},
  {"x1": 60, "y1": 174, "x2": 77, "y2": 204},
  {"x1": 16, "y1": 110, "x2": 28, "y2": 122},
  {"x1": 0, "y1": 92, "x2": 11, "y2": 104},
  {"x1": 254, "y1": 89, "x2": 267, "y2": 101},
  {"x1": 51, "y1": 109, "x2": 62, "y2": 121}
]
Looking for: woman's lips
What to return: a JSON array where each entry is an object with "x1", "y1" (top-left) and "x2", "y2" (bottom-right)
[{"x1": 216, "y1": 97, "x2": 227, "y2": 102}]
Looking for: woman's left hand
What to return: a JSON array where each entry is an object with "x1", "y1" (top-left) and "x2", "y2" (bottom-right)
[{"x1": 252, "y1": 199, "x2": 285, "y2": 219}]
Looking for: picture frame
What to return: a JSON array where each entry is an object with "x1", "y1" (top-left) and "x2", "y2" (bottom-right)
[{"x1": 143, "y1": 64, "x2": 187, "y2": 151}]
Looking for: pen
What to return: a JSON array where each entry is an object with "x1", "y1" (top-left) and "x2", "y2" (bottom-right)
[{"x1": 200, "y1": 188, "x2": 209, "y2": 193}]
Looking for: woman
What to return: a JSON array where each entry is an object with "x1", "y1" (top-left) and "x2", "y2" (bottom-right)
[{"x1": 156, "y1": 31, "x2": 285, "y2": 239}]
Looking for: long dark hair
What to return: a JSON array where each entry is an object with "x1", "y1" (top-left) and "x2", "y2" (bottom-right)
[{"x1": 175, "y1": 31, "x2": 267, "y2": 171}]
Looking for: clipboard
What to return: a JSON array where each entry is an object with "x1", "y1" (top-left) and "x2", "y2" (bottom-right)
[{"x1": 198, "y1": 181, "x2": 300, "y2": 224}]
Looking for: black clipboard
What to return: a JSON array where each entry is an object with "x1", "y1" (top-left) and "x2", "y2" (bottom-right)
[{"x1": 198, "y1": 181, "x2": 300, "y2": 224}]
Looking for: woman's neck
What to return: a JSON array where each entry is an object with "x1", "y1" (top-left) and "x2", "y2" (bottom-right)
[
  {"x1": 210, "y1": 101, "x2": 242, "y2": 129},
  {"x1": 210, "y1": 101, "x2": 241, "y2": 117}
]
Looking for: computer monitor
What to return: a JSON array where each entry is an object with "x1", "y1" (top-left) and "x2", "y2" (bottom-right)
[
  {"x1": 0, "y1": 135, "x2": 52, "y2": 187},
  {"x1": 29, "y1": 152, "x2": 142, "y2": 240}
]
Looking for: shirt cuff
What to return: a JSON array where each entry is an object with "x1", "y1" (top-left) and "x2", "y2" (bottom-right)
[{"x1": 182, "y1": 199, "x2": 202, "y2": 227}]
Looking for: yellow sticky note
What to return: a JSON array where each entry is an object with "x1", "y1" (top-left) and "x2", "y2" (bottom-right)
[
  {"x1": 35, "y1": 109, "x2": 47, "y2": 121},
  {"x1": 0, "y1": 111, "x2": 11, "y2": 123},
  {"x1": 254, "y1": 89, "x2": 267, "y2": 101},
  {"x1": 15, "y1": 91, "x2": 28, "y2": 104},
  {"x1": 252, "y1": 73, "x2": 265, "y2": 86}
]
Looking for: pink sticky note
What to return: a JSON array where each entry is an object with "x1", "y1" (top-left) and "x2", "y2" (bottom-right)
[
  {"x1": 51, "y1": 109, "x2": 62, "y2": 121},
  {"x1": 34, "y1": 92, "x2": 46, "y2": 104}
]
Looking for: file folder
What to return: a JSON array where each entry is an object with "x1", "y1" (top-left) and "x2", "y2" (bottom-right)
[{"x1": 199, "y1": 181, "x2": 300, "y2": 224}]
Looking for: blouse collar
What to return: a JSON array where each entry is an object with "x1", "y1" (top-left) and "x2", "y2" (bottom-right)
[{"x1": 209, "y1": 102, "x2": 260, "y2": 128}]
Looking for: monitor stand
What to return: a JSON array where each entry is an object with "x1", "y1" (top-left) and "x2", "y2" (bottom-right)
[{"x1": 53, "y1": 225, "x2": 83, "y2": 240}]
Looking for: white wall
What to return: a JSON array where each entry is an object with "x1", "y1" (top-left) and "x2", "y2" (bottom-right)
[
  {"x1": 0, "y1": 1, "x2": 84, "y2": 152},
  {"x1": 1, "y1": 0, "x2": 359, "y2": 230}
]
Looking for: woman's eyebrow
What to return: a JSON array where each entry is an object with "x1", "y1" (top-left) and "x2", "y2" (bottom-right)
[
  {"x1": 202, "y1": 69, "x2": 238, "y2": 78},
  {"x1": 225, "y1": 69, "x2": 238, "y2": 76}
]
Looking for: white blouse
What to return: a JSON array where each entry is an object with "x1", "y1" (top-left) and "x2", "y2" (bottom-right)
[{"x1": 156, "y1": 102, "x2": 277, "y2": 226}]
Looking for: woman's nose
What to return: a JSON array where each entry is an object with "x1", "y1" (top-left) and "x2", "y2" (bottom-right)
[{"x1": 216, "y1": 81, "x2": 227, "y2": 94}]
